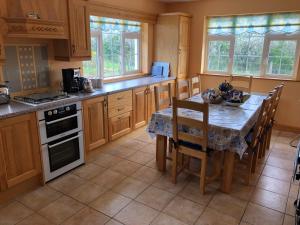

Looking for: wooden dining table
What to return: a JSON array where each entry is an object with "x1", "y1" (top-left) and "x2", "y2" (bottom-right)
[{"x1": 147, "y1": 93, "x2": 266, "y2": 193}]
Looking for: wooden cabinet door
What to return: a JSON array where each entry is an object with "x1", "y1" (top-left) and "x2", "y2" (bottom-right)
[
  {"x1": 83, "y1": 96, "x2": 108, "y2": 152},
  {"x1": 179, "y1": 16, "x2": 190, "y2": 49},
  {"x1": 109, "y1": 111, "x2": 133, "y2": 141},
  {"x1": 178, "y1": 16, "x2": 190, "y2": 79},
  {"x1": 0, "y1": 35, "x2": 5, "y2": 64},
  {"x1": 0, "y1": 113, "x2": 41, "y2": 190},
  {"x1": 177, "y1": 48, "x2": 189, "y2": 79},
  {"x1": 68, "y1": 0, "x2": 91, "y2": 58},
  {"x1": 133, "y1": 86, "x2": 148, "y2": 129},
  {"x1": 147, "y1": 85, "x2": 156, "y2": 120}
]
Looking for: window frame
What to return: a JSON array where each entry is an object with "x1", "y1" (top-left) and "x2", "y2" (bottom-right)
[
  {"x1": 204, "y1": 19, "x2": 300, "y2": 80},
  {"x1": 204, "y1": 35, "x2": 235, "y2": 75},
  {"x1": 262, "y1": 34, "x2": 300, "y2": 79},
  {"x1": 84, "y1": 22, "x2": 142, "y2": 80},
  {"x1": 122, "y1": 31, "x2": 142, "y2": 76}
]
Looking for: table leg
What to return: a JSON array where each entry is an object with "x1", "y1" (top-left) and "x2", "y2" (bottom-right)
[
  {"x1": 221, "y1": 150, "x2": 235, "y2": 193},
  {"x1": 156, "y1": 135, "x2": 167, "y2": 172}
]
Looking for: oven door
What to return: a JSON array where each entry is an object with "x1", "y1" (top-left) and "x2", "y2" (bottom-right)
[
  {"x1": 39, "y1": 110, "x2": 83, "y2": 144},
  {"x1": 41, "y1": 131, "x2": 84, "y2": 182}
]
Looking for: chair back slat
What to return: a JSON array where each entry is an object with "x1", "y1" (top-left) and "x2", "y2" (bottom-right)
[
  {"x1": 154, "y1": 83, "x2": 172, "y2": 111},
  {"x1": 177, "y1": 79, "x2": 190, "y2": 100},
  {"x1": 177, "y1": 117, "x2": 204, "y2": 129},
  {"x1": 178, "y1": 132, "x2": 207, "y2": 148},
  {"x1": 269, "y1": 84, "x2": 284, "y2": 121},
  {"x1": 189, "y1": 75, "x2": 201, "y2": 96},
  {"x1": 229, "y1": 75, "x2": 253, "y2": 93},
  {"x1": 172, "y1": 97, "x2": 208, "y2": 151},
  {"x1": 250, "y1": 95, "x2": 273, "y2": 148}
]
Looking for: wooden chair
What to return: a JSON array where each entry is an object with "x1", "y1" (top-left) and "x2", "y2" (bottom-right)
[
  {"x1": 177, "y1": 79, "x2": 190, "y2": 100},
  {"x1": 189, "y1": 75, "x2": 201, "y2": 96},
  {"x1": 154, "y1": 83, "x2": 173, "y2": 154},
  {"x1": 171, "y1": 97, "x2": 209, "y2": 194},
  {"x1": 258, "y1": 90, "x2": 278, "y2": 159},
  {"x1": 229, "y1": 75, "x2": 253, "y2": 93},
  {"x1": 154, "y1": 83, "x2": 172, "y2": 111},
  {"x1": 265, "y1": 84, "x2": 284, "y2": 150},
  {"x1": 241, "y1": 95, "x2": 273, "y2": 182}
]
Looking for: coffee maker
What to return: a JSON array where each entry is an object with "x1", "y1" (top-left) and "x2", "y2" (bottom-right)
[{"x1": 62, "y1": 68, "x2": 85, "y2": 93}]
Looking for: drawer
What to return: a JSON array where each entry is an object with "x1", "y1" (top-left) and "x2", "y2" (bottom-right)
[
  {"x1": 108, "y1": 111, "x2": 133, "y2": 141},
  {"x1": 108, "y1": 105, "x2": 132, "y2": 118},
  {"x1": 108, "y1": 90, "x2": 132, "y2": 108}
]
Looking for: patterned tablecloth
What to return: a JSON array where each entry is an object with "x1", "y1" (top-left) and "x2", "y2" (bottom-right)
[{"x1": 147, "y1": 93, "x2": 266, "y2": 158}]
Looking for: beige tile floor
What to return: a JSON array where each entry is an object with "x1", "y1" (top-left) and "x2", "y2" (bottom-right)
[{"x1": 0, "y1": 128, "x2": 299, "y2": 225}]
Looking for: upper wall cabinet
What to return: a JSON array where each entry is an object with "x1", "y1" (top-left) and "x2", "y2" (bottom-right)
[
  {"x1": 53, "y1": 0, "x2": 91, "y2": 61},
  {"x1": 154, "y1": 13, "x2": 191, "y2": 79},
  {"x1": 0, "y1": 19, "x2": 7, "y2": 64},
  {"x1": 2, "y1": 0, "x2": 67, "y2": 39}
]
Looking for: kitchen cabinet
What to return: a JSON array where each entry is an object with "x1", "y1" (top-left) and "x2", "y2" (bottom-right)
[
  {"x1": 3, "y1": 0, "x2": 67, "y2": 39},
  {"x1": 0, "y1": 33, "x2": 5, "y2": 65},
  {"x1": 83, "y1": 96, "x2": 108, "y2": 152},
  {"x1": 155, "y1": 13, "x2": 191, "y2": 79},
  {"x1": 0, "y1": 19, "x2": 7, "y2": 65},
  {"x1": 108, "y1": 90, "x2": 133, "y2": 141},
  {"x1": 4, "y1": 0, "x2": 67, "y2": 21},
  {"x1": 109, "y1": 111, "x2": 133, "y2": 141},
  {"x1": 133, "y1": 86, "x2": 148, "y2": 129},
  {"x1": 133, "y1": 81, "x2": 176, "y2": 128},
  {"x1": 147, "y1": 85, "x2": 156, "y2": 120},
  {"x1": 0, "y1": 113, "x2": 42, "y2": 191},
  {"x1": 54, "y1": 0, "x2": 91, "y2": 60}
]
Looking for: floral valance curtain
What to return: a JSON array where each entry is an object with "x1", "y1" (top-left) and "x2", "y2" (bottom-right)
[
  {"x1": 208, "y1": 12, "x2": 300, "y2": 35},
  {"x1": 90, "y1": 16, "x2": 141, "y2": 33}
]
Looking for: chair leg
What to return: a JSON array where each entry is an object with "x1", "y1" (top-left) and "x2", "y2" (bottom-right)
[
  {"x1": 262, "y1": 133, "x2": 268, "y2": 158},
  {"x1": 258, "y1": 139, "x2": 264, "y2": 159},
  {"x1": 200, "y1": 153, "x2": 207, "y2": 194},
  {"x1": 171, "y1": 148, "x2": 178, "y2": 184},
  {"x1": 168, "y1": 138, "x2": 173, "y2": 153},
  {"x1": 266, "y1": 128, "x2": 272, "y2": 150},
  {"x1": 245, "y1": 151, "x2": 254, "y2": 185},
  {"x1": 251, "y1": 146, "x2": 259, "y2": 173}
]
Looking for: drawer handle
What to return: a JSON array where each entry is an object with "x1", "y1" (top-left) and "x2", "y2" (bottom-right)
[
  {"x1": 117, "y1": 97, "x2": 124, "y2": 100},
  {"x1": 117, "y1": 107, "x2": 125, "y2": 111}
]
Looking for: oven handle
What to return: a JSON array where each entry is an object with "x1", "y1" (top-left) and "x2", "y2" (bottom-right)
[
  {"x1": 43, "y1": 113, "x2": 81, "y2": 125},
  {"x1": 48, "y1": 133, "x2": 82, "y2": 149}
]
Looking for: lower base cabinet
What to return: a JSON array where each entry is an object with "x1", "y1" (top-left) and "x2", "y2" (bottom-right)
[
  {"x1": 0, "y1": 113, "x2": 42, "y2": 191},
  {"x1": 83, "y1": 96, "x2": 108, "y2": 152},
  {"x1": 109, "y1": 111, "x2": 133, "y2": 141}
]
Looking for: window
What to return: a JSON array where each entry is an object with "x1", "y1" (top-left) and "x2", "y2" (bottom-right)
[
  {"x1": 83, "y1": 16, "x2": 141, "y2": 79},
  {"x1": 205, "y1": 12, "x2": 300, "y2": 79}
]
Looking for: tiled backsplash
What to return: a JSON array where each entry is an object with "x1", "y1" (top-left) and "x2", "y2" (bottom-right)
[{"x1": 2, "y1": 45, "x2": 50, "y2": 93}]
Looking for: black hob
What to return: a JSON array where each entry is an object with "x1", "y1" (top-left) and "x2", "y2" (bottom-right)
[{"x1": 14, "y1": 92, "x2": 72, "y2": 105}]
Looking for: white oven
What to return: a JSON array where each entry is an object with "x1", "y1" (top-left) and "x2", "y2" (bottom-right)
[{"x1": 38, "y1": 102, "x2": 84, "y2": 182}]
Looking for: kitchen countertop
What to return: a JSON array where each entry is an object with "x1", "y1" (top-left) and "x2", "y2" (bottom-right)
[{"x1": 0, "y1": 76, "x2": 176, "y2": 119}]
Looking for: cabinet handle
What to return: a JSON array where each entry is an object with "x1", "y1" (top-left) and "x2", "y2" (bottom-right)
[
  {"x1": 117, "y1": 97, "x2": 123, "y2": 100},
  {"x1": 117, "y1": 107, "x2": 125, "y2": 111}
]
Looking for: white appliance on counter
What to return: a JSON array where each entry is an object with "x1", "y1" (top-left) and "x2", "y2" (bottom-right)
[{"x1": 37, "y1": 101, "x2": 84, "y2": 182}]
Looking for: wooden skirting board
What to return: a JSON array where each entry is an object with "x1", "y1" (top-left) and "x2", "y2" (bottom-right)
[{"x1": 274, "y1": 123, "x2": 300, "y2": 133}]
